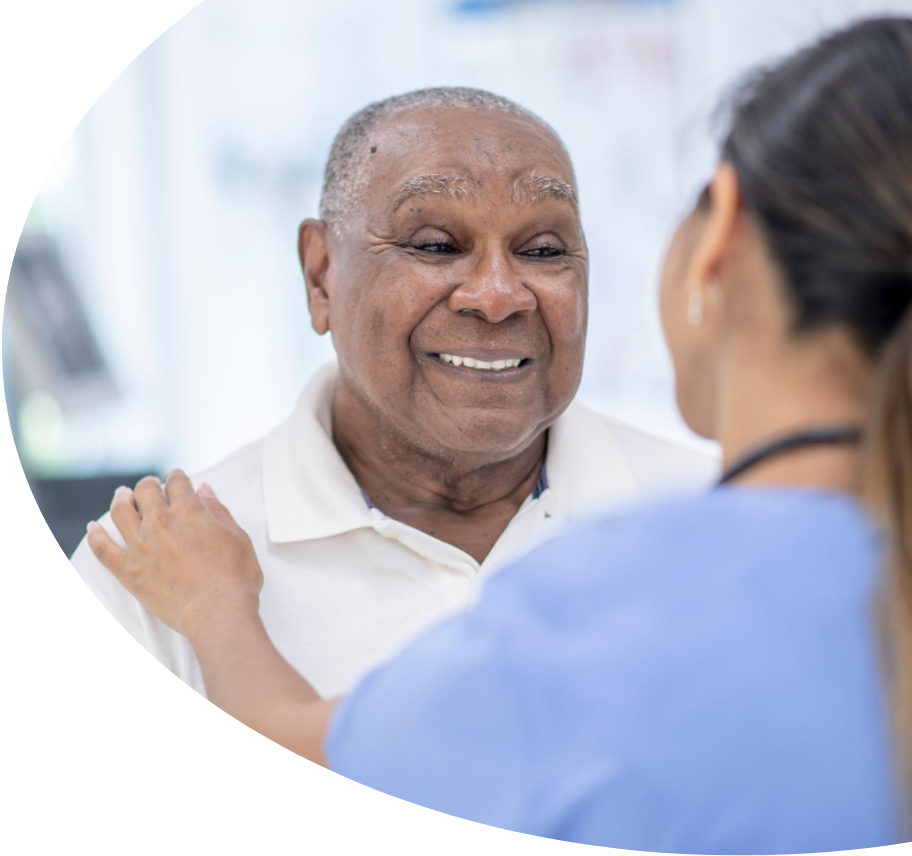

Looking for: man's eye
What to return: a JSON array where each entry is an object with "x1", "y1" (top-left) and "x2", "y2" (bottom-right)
[
  {"x1": 413, "y1": 240, "x2": 460, "y2": 255},
  {"x1": 522, "y1": 245, "x2": 567, "y2": 259}
]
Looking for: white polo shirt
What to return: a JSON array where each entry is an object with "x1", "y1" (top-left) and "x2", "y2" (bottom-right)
[{"x1": 71, "y1": 363, "x2": 718, "y2": 698}]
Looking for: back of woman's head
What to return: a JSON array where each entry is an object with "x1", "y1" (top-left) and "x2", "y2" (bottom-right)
[
  {"x1": 720, "y1": 16, "x2": 912, "y2": 800},
  {"x1": 722, "y1": 16, "x2": 912, "y2": 356}
]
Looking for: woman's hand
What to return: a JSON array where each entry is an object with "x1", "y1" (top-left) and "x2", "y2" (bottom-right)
[
  {"x1": 87, "y1": 469, "x2": 264, "y2": 639},
  {"x1": 88, "y1": 469, "x2": 334, "y2": 762}
]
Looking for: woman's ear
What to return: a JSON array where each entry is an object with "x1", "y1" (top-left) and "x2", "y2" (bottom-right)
[
  {"x1": 687, "y1": 162, "x2": 742, "y2": 290},
  {"x1": 299, "y1": 219, "x2": 332, "y2": 336}
]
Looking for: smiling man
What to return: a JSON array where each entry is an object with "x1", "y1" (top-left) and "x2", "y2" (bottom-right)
[{"x1": 72, "y1": 87, "x2": 716, "y2": 697}]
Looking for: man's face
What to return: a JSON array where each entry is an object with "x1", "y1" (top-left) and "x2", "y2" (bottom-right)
[{"x1": 311, "y1": 107, "x2": 588, "y2": 460}]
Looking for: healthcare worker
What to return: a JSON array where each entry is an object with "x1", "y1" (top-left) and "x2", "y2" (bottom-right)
[{"x1": 87, "y1": 16, "x2": 912, "y2": 854}]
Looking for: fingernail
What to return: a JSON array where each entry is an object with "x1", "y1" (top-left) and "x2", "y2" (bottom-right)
[
  {"x1": 86, "y1": 521, "x2": 99, "y2": 534},
  {"x1": 198, "y1": 483, "x2": 215, "y2": 499}
]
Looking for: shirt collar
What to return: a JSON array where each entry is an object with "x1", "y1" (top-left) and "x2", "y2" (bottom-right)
[
  {"x1": 262, "y1": 362, "x2": 641, "y2": 545},
  {"x1": 544, "y1": 401, "x2": 641, "y2": 521},
  {"x1": 263, "y1": 363, "x2": 375, "y2": 544}
]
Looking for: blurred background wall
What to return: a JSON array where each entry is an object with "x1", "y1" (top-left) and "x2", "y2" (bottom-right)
[{"x1": 5, "y1": 0, "x2": 912, "y2": 555}]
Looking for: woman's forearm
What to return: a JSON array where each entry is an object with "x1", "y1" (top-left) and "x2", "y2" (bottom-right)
[{"x1": 184, "y1": 595, "x2": 337, "y2": 765}]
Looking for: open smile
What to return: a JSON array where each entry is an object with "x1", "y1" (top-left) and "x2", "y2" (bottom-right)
[
  {"x1": 427, "y1": 350, "x2": 534, "y2": 379},
  {"x1": 435, "y1": 353, "x2": 529, "y2": 371}
]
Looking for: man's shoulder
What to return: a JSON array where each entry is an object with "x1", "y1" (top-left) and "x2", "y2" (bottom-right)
[
  {"x1": 561, "y1": 401, "x2": 720, "y2": 494},
  {"x1": 69, "y1": 435, "x2": 270, "y2": 684},
  {"x1": 193, "y1": 436, "x2": 265, "y2": 491},
  {"x1": 71, "y1": 436, "x2": 267, "y2": 591},
  {"x1": 183, "y1": 436, "x2": 272, "y2": 534}
]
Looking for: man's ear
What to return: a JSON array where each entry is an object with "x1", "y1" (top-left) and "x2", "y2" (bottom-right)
[
  {"x1": 299, "y1": 219, "x2": 332, "y2": 336},
  {"x1": 687, "y1": 162, "x2": 742, "y2": 290}
]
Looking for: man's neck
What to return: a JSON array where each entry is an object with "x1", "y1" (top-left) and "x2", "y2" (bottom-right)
[{"x1": 329, "y1": 385, "x2": 547, "y2": 563}]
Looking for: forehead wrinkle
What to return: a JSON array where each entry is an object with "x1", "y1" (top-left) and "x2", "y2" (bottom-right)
[
  {"x1": 392, "y1": 173, "x2": 477, "y2": 212},
  {"x1": 511, "y1": 174, "x2": 578, "y2": 211}
]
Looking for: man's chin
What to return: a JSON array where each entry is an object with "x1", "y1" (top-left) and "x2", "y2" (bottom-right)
[{"x1": 412, "y1": 409, "x2": 550, "y2": 461}]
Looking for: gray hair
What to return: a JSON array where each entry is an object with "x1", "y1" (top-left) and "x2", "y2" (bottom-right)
[{"x1": 319, "y1": 86, "x2": 568, "y2": 236}]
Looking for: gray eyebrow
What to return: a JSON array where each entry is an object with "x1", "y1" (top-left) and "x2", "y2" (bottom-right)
[
  {"x1": 511, "y1": 174, "x2": 578, "y2": 210},
  {"x1": 392, "y1": 173, "x2": 476, "y2": 212},
  {"x1": 391, "y1": 172, "x2": 579, "y2": 214}
]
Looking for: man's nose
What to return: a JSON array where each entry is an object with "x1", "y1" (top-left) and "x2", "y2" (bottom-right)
[{"x1": 447, "y1": 250, "x2": 538, "y2": 324}]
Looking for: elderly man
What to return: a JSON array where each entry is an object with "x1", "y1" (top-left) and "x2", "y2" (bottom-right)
[{"x1": 72, "y1": 87, "x2": 715, "y2": 698}]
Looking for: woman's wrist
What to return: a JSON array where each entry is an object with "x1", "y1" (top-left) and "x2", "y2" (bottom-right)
[{"x1": 180, "y1": 585, "x2": 262, "y2": 645}]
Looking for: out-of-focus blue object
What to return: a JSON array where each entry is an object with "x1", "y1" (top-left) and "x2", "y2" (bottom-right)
[
  {"x1": 328, "y1": 487, "x2": 899, "y2": 852},
  {"x1": 453, "y1": 0, "x2": 671, "y2": 14}
]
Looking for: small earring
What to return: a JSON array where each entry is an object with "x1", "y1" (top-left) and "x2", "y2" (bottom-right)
[{"x1": 687, "y1": 288, "x2": 704, "y2": 327}]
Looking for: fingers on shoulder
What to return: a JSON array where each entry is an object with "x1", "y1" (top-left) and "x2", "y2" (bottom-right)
[
  {"x1": 164, "y1": 468, "x2": 200, "y2": 506},
  {"x1": 86, "y1": 520, "x2": 125, "y2": 573},
  {"x1": 133, "y1": 474, "x2": 167, "y2": 513},
  {"x1": 111, "y1": 486, "x2": 141, "y2": 539}
]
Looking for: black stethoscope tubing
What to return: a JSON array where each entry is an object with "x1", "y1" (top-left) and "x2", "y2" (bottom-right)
[{"x1": 717, "y1": 426, "x2": 864, "y2": 486}]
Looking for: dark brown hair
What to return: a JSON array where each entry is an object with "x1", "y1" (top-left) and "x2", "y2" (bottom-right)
[
  {"x1": 717, "y1": 16, "x2": 912, "y2": 794},
  {"x1": 866, "y1": 308, "x2": 912, "y2": 794}
]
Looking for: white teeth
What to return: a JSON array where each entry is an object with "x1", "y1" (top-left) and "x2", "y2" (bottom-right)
[{"x1": 437, "y1": 354, "x2": 523, "y2": 371}]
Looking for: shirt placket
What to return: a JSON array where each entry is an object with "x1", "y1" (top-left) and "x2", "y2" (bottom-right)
[{"x1": 370, "y1": 509, "x2": 480, "y2": 606}]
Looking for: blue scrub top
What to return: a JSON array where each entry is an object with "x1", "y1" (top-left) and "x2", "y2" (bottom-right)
[{"x1": 326, "y1": 488, "x2": 901, "y2": 853}]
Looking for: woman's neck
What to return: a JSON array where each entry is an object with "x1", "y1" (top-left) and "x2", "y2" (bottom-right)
[{"x1": 714, "y1": 338, "x2": 869, "y2": 494}]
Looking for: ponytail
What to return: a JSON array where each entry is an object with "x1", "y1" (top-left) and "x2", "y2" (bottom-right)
[{"x1": 863, "y1": 308, "x2": 912, "y2": 802}]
